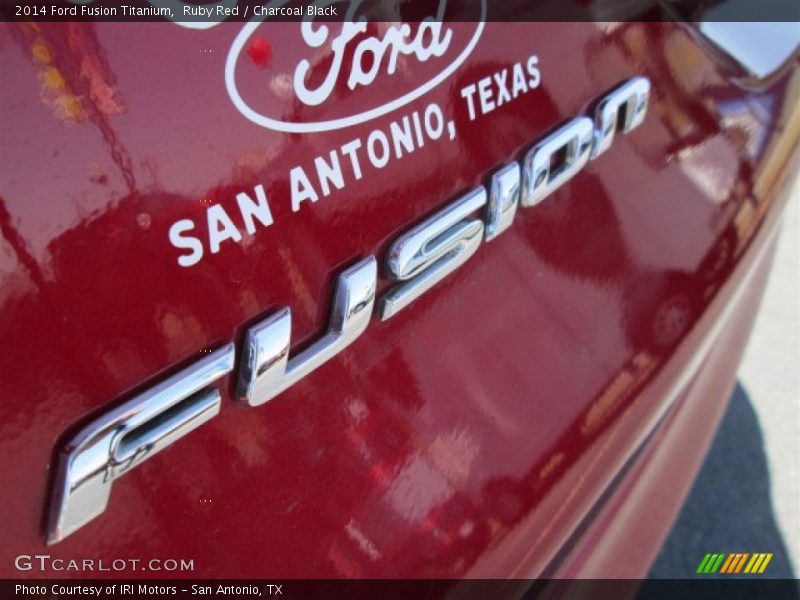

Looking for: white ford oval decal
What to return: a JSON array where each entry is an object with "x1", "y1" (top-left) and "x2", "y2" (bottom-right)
[{"x1": 225, "y1": 1, "x2": 486, "y2": 134}]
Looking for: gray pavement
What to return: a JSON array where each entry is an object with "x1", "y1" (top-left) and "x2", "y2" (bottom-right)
[{"x1": 738, "y1": 190, "x2": 800, "y2": 572}]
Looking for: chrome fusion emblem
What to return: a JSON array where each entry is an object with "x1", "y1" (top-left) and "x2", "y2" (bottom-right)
[
  {"x1": 238, "y1": 258, "x2": 377, "y2": 407},
  {"x1": 48, "y1": 77, "x2": 650, "y2": 543},
  {"x1": 47, "y1": 346, "x2": 235, "y2": 544}
]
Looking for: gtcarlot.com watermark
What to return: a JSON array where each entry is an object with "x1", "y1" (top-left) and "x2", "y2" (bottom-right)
[{"x1": 14, "y1": 554, "x2": 194, "y2": 572}]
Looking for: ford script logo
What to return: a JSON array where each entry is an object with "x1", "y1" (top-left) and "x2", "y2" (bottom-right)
[{"x1": 225, "y1": 0, "x2": 486, "y2": 133}]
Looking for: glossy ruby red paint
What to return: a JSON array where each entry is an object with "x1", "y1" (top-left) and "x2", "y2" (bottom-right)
[{"x1": 0, "y1": 20, "x2": 798, "y2": 578}]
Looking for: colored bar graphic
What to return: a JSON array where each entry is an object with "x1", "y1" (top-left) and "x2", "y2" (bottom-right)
[
  {"x1": 759, "y1": 553, "x2": 773, "y2": 573},
  {"x1": 722, "y1": 553, "x2": 740, "y2": 573},
  {"x1": 735, "y1": 553, "x2": 749, "y2": 573},
  {"x1": 700, "y1": 552, "x2": 775, "y2": 575},
  {"x1": 730, "y1": 553, "x2": 742, "y2": 573},
  {"x1": 745, "y1": 554, "x2": 761, "y2": 573},
  {"x1": 719, "y1": 554, "x2": 735, "y2": 573},
  {"x1": 697, "y1": 554, "x2": 713, "y2": 574},
  {"x1": 703, "y1": 554, "x2": 719, "y2": 574},
  {"x1": 732, "y1": 553, "x2": 744, "y2": 573},
  {"x1": 720, "y1": 553, "x2": 735, "y2": 573},
  {"x1": 710, "y1": 554, "x2": 725, "y2": 573},
  {"x1": 728, "y1": 552, "x2": 750, "y2": 573}
]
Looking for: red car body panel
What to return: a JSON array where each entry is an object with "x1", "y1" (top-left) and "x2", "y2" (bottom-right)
[{"x1": 0, "y1": 19, "x2": 798, "y2": 578}]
